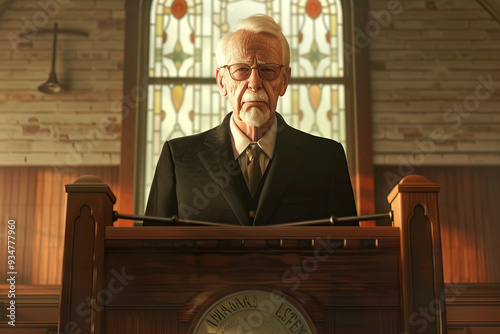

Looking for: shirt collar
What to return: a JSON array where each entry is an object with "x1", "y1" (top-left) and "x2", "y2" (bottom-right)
[{"x1": 229, "y1": 113, "x2": 277, "y2": 159}]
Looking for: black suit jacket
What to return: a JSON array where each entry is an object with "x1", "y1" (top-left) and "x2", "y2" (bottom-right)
[{"x1": 145, "y1": 112, "x2": 357, "y2": 225}]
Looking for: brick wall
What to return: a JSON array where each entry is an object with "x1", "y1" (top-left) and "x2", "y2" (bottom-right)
[
  {"x1": 1, "y1": 0, "x2": 499, "y2": 170},
  {"x1": 0, "y1": 0, "x2": 124, "y2": 169},
  {"x1": 368, "y1": 0, "x2": 500, "y2": 166}
]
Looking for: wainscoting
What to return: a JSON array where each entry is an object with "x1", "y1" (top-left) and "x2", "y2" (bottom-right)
[
  {"x1": 1, "y1": 165, "x2": 499, "y2": 332},
  {"x1": 2, "y1": 284, "x2": 499, "y2": 333},
  {"x1": 0, "y1": 166, "x2": 119, "y2": 285},
  {"x1": 375, "y1": 165, "x2": 500, "y2": 284}
]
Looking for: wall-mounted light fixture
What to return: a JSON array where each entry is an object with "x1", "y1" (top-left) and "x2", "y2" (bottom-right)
[
  {"x1": 18, "y1": 23, "x2": 89, "y2": 94},
  {"x1": 38, "y1": 22, "x2": 62, "y2": 94}
]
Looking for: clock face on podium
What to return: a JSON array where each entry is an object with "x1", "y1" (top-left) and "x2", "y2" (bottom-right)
[{"x1": 191, "y1": 289, "x2": 315, "y2": 334}]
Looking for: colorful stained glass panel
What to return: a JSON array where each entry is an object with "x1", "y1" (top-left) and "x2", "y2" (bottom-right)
[{"x1": 144, "y1": 0, "x2": 347, "y2": 205}]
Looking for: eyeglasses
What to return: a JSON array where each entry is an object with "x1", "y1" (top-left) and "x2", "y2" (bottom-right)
[{"x1": 220, "y1": 63, "x2": 285, "y2": 81}]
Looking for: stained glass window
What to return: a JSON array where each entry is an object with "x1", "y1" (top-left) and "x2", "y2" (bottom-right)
[{"x1": 144, "y1": 0, "x2": 347, "y2": 206}]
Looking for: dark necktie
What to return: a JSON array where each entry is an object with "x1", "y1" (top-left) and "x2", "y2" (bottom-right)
[{"x1": 246, "y1": 143, "x2": 262, "y2": 197}]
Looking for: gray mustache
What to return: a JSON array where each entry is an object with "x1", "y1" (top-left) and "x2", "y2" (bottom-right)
[{"x1": 242, "y1": 92, "x2": 269, "y2": 103}]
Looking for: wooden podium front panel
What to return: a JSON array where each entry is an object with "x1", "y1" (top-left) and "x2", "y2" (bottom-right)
[
  {"x1": 60, "y1": 175, "x2": 447, "y2": 334},
  {"x1": 101, "y1": 234, "x2": 400, "y2": 334}
]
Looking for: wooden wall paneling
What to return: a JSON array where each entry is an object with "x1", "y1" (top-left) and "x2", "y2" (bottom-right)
[
  {"x1": 0, "y1": 169, "x2": 10, "y2": 280},
  {"x1": 58, "y1": 169, "x2": 75, "y2": 284},
  {"x1": 471, "y1": 167, "x2": 493, "y2": 281},
  {"x1": 53, "y1": 168, "x2": 66, "y2": 284},
  {"x1": 14, "y1": 169, "x2": 24, "y2": 282},
  {"x1": 476, "y1": 168, "x2": 490, "y2": 282},
  {"x1": 485, "y1": 172, "x2": 499, "y2": 282},
  {"x1": 35, "y1": 169, "x2": 45, "y2": 284},
  {"x1": 48, "y1": 168, "x2": 58, "y2": 284},
  {"x1": 37, "y1": 168, "x2": 46, "y2": 284},
  {"x1": 0, "y1": 166, "x2": 122, "y2": 330},
  {"x1": 446, "y1": 283, "x2": 500, "y2": 333},
  {"x1": 42, "y1": 167, "x2": 54, "y2": 284},
  {"x1": 457, "y1": 168, "x2": 471, "y2": 282},
  {"x1": 39, "y1": 168, "x2": 51, "y2": 284},
  {"x1": 0, "y1": 169, "x2": 5, "y2": 276},
  {"x1": 7, "y1": 169, "x2": 23, "y2": 283},
  {"x1": 450, "y1": 168, "x2": 467, "y2": 282},
  {"x1": 22, "y1": 168, "x2": 32, "y2": 284},
  {"x1": 31, "y1": 168, "x2": 42, "y2": 285},
  {"x1": 466, "y1": 168, "x2": 483, "y2": 282},
  {"x1": 374, "y1": 166, "x2": 500, "y2": 284},
  {"x1": 441, "y1": 167, "x2": 497, "y2": 283},
  {"x1": 444, "y1": 169, "x2": 460, "y2": 283},
  {"x1": 5, "y1": 168, "x2": 15, "y2": 278},
  {"x1": 23, "y1": 169, "x2": 33, "y2": 282},
  {"x1": 59, "y1": 169, "x2": 72, "y2": 283},
  {"x1": 40, "y1": 169, "x2": 49, "y2": 284},
  {"x1": 25, "y1": 169, "x2": 37, "y2": 283},
  {"x1": 48, "y1": 169, "x2": 57, "y2": 284},
  {"x1": 439, "y1": 169, "x2": 452, "y2": 283},
  {"x1": 46, "y1": 167, "x2": 58, "y2": 284},
  {"x1": 0, "y1": 166, "x2": 120, "y2": 287},
  {"x1": 0, "y1": 286, "x2": 60, "y2": 333},
  {"x1": 445, "y1": 168, "x2": 462, "y2": 282},
  {"x1": 53, "y1": 169, "x2": 65, "y2": 285},
  {"x1": 471, "y1": 169, "x2": 487, "y2": 282},
  {"x1": 11, "y1": 167, "x2": 21, "y2": 282},
  {"x1": 44, "y1": 168, "x2": 54, "y2": 284}
]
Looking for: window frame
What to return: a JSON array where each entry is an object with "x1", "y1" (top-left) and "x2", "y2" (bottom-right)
[{"x1": 120, "y1": 0, "x2": 374, "y2": 218}]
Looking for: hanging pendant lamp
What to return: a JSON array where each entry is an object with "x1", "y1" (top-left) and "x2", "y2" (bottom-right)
[{"x1": 38, "y1": 22, "x2": 62, "y2": 94}]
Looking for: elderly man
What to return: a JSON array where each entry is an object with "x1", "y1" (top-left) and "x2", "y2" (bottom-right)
[{"x1": 145, "y1": 14, "x2": 357, "y2": 226}]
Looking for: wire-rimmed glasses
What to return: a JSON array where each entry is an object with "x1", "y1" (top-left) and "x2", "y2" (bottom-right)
[{"x1": 220, "y1": 63, "x2": 285, "y2": 81}]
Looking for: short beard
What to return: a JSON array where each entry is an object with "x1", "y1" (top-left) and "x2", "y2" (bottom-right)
[{"x1": 240, "y1": 107, "x2": 270, "y2": 127}]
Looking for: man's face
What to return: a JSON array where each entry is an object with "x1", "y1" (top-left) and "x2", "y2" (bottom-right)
[{"x1": 216, "y1": 31, "x2": 291, "y2": 127}]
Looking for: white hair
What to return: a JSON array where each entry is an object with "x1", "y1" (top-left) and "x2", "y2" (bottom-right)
[{"x1": 216, "y1": 14, "x2": 290, "y2": 67}]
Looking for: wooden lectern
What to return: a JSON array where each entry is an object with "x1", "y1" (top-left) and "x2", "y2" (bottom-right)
[{"x1": 58, "y1": 175, "x2": 447, "y2": 334}]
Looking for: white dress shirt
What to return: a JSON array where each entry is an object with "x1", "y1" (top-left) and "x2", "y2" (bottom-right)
[{"x1": 229, "y1": 114, "x2": 277, "y2": 187}]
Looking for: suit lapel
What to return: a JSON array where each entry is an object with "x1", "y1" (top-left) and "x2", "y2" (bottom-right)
[
  {"x1": 198, "y1": 113, "x2": 252, "y2": 226},
  {"x1": 254, "y1": 114, "x2": 307, "y2": 225}
]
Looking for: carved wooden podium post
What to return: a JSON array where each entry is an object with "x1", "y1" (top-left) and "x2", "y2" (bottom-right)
[
  {"x1": 59, "y1": 176, "x2": 115, "y2": 334},
  {"x1": 58, "y1": 174, "x2": 447, "y2": 334},
  {"x1": 388, "y1": 175, "x2": 447, "y2": 334}
]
